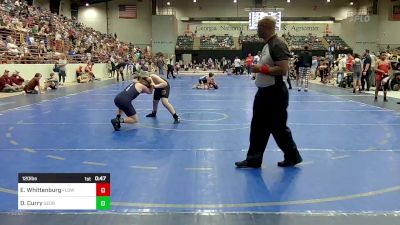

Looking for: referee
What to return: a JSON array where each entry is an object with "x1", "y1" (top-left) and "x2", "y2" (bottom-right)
[{"x1": 235, "y1": 17, "x2": 302, "y2": 168}]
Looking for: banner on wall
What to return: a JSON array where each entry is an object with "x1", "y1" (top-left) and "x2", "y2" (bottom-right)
[{"x1": 186, "y1": 23, "x2": 340, "y2": 37}]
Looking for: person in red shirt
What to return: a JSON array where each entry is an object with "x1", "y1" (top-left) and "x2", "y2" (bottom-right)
[
  {"x1": 346, "y1": 53, "x2": 354, "y2": 72},
  {"x1": 374, "y1": 52, "x2": 391, "y2": 102},
  {"x1": 245, "y1": 53, "x2": 254, "y2": 75},
  {"x1": 0, "y1": 70, "x2": 22, "y2": 92},
  {"x1": 24, "y1": 73, "x2": 44, "y2": 94},
  {"x1": 11, "y1": 71, "x2": 24, "y2": 87}
]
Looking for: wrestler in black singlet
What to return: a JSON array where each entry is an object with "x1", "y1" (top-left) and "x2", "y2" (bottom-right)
[
  {"x1": 114, "y1": 82, "x2": 140, "y2": 117},
  {"x1": 153, "y1": 77, "x2": 170, "y2": 100}
]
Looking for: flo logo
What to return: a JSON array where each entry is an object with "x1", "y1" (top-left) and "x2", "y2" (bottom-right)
[{"x1": 350, "y1": 15, "x2": 370, "y2": 23}]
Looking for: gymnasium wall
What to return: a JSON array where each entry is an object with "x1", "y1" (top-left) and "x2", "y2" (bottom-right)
[
  {"x1": 165, "y1": 0, "x2": 366, "y2": 19},
  {"x1": 59, "y1": 0, "x2": 72, "y2": 18},
  {"x1": 339, "y1": 17, "x2": 356, "y2": 50},
  {"x1": 77, "y1": 3, "x2": 108, "y2": 34},
  {"x1": 164, "y1": 0, "x2": 371, "y2": 35},
  {"x1": 32, "y1": 0, "x2": 50, "y2": 10},
  {"x1": 78, "y1": 0, "x2": 152, "y2": 48},
  {"x1": 339, "y1": 0, "x2": 400, "y2": 53},
  {"x1": 0, "y1": 64, "x2": 108, "y2": 85},
  {"x1": 377, "y1": 0, "x2": 400, "y2": 49},
  {"x1": 152, "y1": 15, "x2": 178, "y2": 55},
  {"x1": 339, "y1": 15, "x2": 380, "y2": 54}
]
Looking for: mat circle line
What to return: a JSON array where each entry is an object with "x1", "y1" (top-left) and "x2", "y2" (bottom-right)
[{"x1": 179, "y1": 112, "x2": 229, "y2": 122}]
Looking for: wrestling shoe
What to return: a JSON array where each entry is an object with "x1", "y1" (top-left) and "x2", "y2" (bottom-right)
[
  {"x1": 111, "y1": 118, "x2": 121, "y2": 131},
  {"x1": 173, "y1": 114, "x2": 180, "y2": 124},
  {"x1": 146, "y1": 112, "x2": 157, "y2": 118}
]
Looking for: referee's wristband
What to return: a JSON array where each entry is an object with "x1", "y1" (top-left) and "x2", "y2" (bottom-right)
[{"x1": 260, "y1": 65, "x2": 270, "y2": 75}]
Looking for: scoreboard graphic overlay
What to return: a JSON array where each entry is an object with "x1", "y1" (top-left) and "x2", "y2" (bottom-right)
[{"x1": 18, "y1": 173, "x2": 110, "y2": 210}]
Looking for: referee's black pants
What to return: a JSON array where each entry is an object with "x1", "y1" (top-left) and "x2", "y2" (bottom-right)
[
  {"x1": 167, "y1": 65, "x2": 174, "y2": 79},
  {"x1": 246, "y1": 83, "x2": 301, "y2": 165}
]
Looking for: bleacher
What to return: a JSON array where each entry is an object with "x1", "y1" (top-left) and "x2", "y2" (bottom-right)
[
  {"x1": 176, "y1": 35, "x2": 193, "y2": 50},
  {"x1": 0, "y1": 0, "x2": 138, "y2": 64},
  {"x1": 324, "y1": 35, "x2": 351, "y2": 50},
  {"x1": 200, "y1": 35, "x2": 234, "y2": 50},
  {"x1": 239, "y1": 35, "x2": 263, "y2": 44},
  {"x1": 284, "y1": 35, "x2": 326, "y2": 50}
]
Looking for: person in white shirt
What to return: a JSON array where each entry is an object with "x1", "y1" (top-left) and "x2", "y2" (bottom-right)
[
  {"x1": 234, "y1": 57, "x2": 241, "y2": 75},
  {"x1": 370, "y1": 52, "x2": 377, "y2": 86},
  {"x1": 337, "y1": 55, "x2": 347, "y2": 84},
  {"x1": 252, "y1": 53, "x2": 261, "y2": 79},
  {"x1": 311, "y1": 56, "x2": 318, "y2": 79},
  {"x1": 7, "y1": 42, "x2": 19, "y2": 55},
  {"x1": 253, "y1": 53, "x2": 260, "y2": 65}
]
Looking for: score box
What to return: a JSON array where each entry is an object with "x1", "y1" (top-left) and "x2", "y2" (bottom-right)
[{"x1": 18, "y1": 173, "x2": 110, "y2": 210}]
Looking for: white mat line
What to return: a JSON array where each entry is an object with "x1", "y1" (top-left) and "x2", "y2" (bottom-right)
[
  {"x1": 2, "y1": 148, "x2": 400, "y2": 152},
  {"x1": 1, "y1": 122, "x2": 399, "y2": 126}
]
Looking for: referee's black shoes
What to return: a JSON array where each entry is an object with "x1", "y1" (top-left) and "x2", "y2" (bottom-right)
[
  {"x1": 235, "y1": 157, "x2": 303, "y2": 168},
  {"x1": 277, "y1": 156, "x2": 303, "y2": 167},
  {"x1": 235, "y1": 160, "x2": 261, "y2": 168}
]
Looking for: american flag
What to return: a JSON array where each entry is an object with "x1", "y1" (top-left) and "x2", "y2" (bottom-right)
[{"x1": 119, "y1": 5, "x2": 137, "y2": 19}]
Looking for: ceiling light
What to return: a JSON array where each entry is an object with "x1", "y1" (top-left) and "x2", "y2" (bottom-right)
[{"x1": 167, "y1": 1, "x2": 170, "y2": 6}]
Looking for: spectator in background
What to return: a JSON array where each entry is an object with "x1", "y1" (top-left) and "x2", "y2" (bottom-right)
[
  {"x1": 44, "y1": 72, "x2": 59, "y2": 90},
  {"x1": 245, "y1": 53, "x2": 254, "y2": 75},
  {"x1": 24, "y1": 73, "x2": 44, "y2": 94},
  {"x1": 6, "y1": 38, "x2": 20, "y2": 55},
  {"x1": 221, "y1": 57, "x2": 228, "y2": 72},
  {"x1": 234, "y1": 56, "x2": 241, "y2": 75},
  {"x1": 252, "y1": 52, "x2": 261, "y2": 79},
  {"x1": 352, "y1": 54, "x2": 363, "y2": 93},
  {"x1": 337, "y1": 55, "x2": 346, "y2": 84},
  {"x1": 311, "y1": 56, "x2": 318, "y2": 80},
  {"x1": 0, "y1": 70, "x2": 21, "y2": 92},
  {"x1": 0, "y1": 39, "x2": 7, "y2": 52},
  {"x1": 111, "y1": 59, "x2": 116, "y2": 78},
  {"x1": 38, "y1": 40, "x2": 47, "y2": 57},
  {"x1": 362, "y1": 49, "x2": 372, "y2": 91},
  {"x1": 85, "y1": 62, "x2": 95, "y2": 81},
  {"x1": 319, "y1": 58, "x2": 329, "y2": 84},
  {"x1": 107, "y1": 60, "x2": 113, "y2": 78},
  {"x1": 58, "y1": 54, "x2": 68, "y2": 85},
  {"x1": 76, "y1": 65, "x2": 85, "y2": 83},
  {"x1": 297, "y1": 45, "x2": 312, "y2": 92},
  {"x1": 167, "y1": 57, "x2": 176, "y2": 79},
  {"x1": 115, "y1": 59, "x2": 127, "y2": 82},
  {"x1": 370, "y1": 52, "x2": 378, "y2": 87},
  {"x1": 327, "y1": 52, "x2": 334, "y2": 68},
  {"x1": 156, "y1": 55, "x2": 164, "y2": 75},
  {"x1": 11, "y1": 70, "x2": 24, "y2": 87}
]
